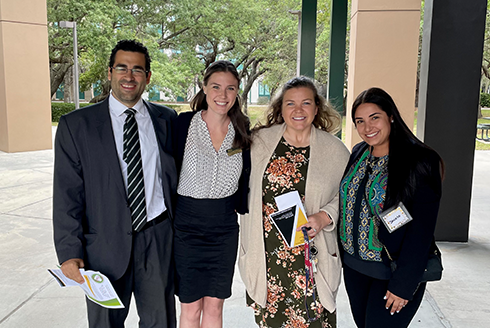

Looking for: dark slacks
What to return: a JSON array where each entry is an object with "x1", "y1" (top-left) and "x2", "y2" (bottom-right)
[
  {"x1": 343, "y1": 264, "x2": 426, "y2": 328},
  {"x1": 86, "y1": 218, "x2": 176, "y2": 328}
]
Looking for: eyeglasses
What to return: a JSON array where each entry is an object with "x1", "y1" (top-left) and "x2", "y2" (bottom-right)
[{"x1": 111, "y1": 66, "x2": 148, "y2": 77}]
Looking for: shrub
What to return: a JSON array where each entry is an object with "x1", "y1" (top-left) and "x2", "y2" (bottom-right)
[
  {"x1": 257, "y1": 96, "x2": 270, "y2": 105},
  {"x1": 51, "y1": 102, "x2": 91, "y2": 122},
  {"x1": 480, "y1": 93, "x2": 490, "y2": 108},
  {"x1": 52, "y1": 102, "x2": 188, "y2": 122},
  {"x1": 163, "y1": 104, "x2": 184, "y2": 112}
]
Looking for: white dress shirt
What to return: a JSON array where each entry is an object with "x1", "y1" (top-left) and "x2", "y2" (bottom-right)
[{"x1": 109, "y1": 94, "x2": 166, "y2": 221}]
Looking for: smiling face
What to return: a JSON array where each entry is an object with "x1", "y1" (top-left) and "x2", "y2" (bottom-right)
[
  {"x1": 354, "y1": 103, "x2": 392, "y2": 156},
  {"x1": 281, "y1": 87, "x2": 318, "y2": 133},
  {"x1": 202, "y1": 71, "x2": 239, "y2": 117},
  {"x1": 108, "y1": 50, "x2": 151, "y2": 107}
]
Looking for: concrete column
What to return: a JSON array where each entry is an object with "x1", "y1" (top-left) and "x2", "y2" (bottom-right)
[
  {"x1": 418, "y1": 0, "x2": 487, "y2": 242},
  {"x1": 0, "y1": 0, "x2": 52, "y2": 152},
  {"x1": 345, "y1": 0, "x2": 421, "y2": 149}
]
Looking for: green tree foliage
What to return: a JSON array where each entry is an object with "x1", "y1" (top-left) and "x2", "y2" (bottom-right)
[
  {"x1": 257, "y1": 0, "x2": 300, "y2": 99},
  {"x1": 260, "y1": 0, "x2": 345, "y2": 101},
  {"x1": 48, "y1": 0, "x2": 200, "y2": 101},
  {"x1": 480, "y1": 93, "x2": 490, "y2": 108},
  {"x1": 473, "y1": 0, "x2": 489, "y2": 118},
  {"x1": 47, "y1": 0, "x2": 339, "y2": 106},
  {"x1": 165, "y1": 0, "x2": 302, "y2": 111},
  {"x1": 48, "y1": 0, "x2": 126, "y2": 98},
  {"x1": 482, "y1": 1, "x2": 490, "y2": 82},
  {"x1": 315, "y1": 0, "x2": 333, "y2": 86}
]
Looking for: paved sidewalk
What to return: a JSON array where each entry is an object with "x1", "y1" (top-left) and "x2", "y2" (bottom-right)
[{"x1": 0, "y1": 127, "x2": 489, "y2": 327}]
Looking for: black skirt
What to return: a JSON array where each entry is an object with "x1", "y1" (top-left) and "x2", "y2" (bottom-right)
[{"x1": 173, "y1": 194, "x2": 239, "y2": 303}]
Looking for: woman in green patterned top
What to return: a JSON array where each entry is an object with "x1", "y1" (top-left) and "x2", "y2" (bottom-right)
[
  {"x1": 339, "y1": 88, "x2": 443, "y2": 328},
  {"x1": 239, "y1": 77, "x2": 350, "y2": 328}
]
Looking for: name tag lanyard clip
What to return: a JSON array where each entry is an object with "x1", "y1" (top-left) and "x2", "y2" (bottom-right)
[{"x1": 301, "y1": 227, "x2": 321, "y2": 322}]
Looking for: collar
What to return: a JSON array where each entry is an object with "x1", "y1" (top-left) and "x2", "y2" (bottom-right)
[{"x1": 109, "y1": 93, "x2": 147, "y2": 117}]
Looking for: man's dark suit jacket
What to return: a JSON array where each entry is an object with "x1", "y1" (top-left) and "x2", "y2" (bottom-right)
[{"x1": 53, "y1": 97, "x2": 177, "y2": 281}]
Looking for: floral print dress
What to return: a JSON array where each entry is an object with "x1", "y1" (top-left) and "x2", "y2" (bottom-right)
[{"x1": 247, "y1": 137, "x2": 336, "y2": 328}]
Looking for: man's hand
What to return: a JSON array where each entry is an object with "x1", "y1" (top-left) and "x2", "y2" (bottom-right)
[
  {"x1": 384, "y1": 290, "x2": 408, "y2": 315},
  {"x1": 61, "y1": 258, "x2": 85, "y2": 284}
]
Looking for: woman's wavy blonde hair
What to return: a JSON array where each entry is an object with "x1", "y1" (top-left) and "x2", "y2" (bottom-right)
[{"x1": 255, "y1": 76, "x2": 341, "y2": 134}]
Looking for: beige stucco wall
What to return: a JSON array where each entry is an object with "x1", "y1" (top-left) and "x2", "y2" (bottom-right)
[
  {"x1": 345, "y1": 0, "x2": 421, "y2": 149},
  {"x1": 0, "y1": 0, "x2": 52, "y2": 152}
]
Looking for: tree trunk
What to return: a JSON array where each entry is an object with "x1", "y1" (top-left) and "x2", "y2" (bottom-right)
[
  {"x1": 90, "y1": 80, "x2": 111, "y2": 103},
  {"x1": 270, "y1": 85, "x2": 278, "y2": 100},
  {"x1": 64, "y1": 69, "x2": 72, "y2": 103},
  {"x1": 479, "y1": 70, "x2": 485, "y2": 118},
  {"x1": 241, "y1": 78, "x2": 252, "y2": 115},
  {"x1": 50, "y1": 63, "x2": 72, "y2": 98},
  {"x1": 239, "y1": 58, "x2": 266, "y2": 115}
]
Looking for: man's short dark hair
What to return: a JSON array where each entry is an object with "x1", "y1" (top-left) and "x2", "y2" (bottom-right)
[{"x1": 109, "y1": 40, "x2": 151, "y2": 76}]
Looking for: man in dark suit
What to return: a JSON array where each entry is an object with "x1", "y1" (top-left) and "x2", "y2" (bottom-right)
[{"x1": 53, "y1": 39, "x2": 177, "y2": 327}]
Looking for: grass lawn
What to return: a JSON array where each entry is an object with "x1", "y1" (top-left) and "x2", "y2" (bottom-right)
[
  {"x1": 476, "y1": 109, "x2": 490, "y2": 150},
  {"x1": 246, "y1": 105, "x2": 268, "y2": 127}
]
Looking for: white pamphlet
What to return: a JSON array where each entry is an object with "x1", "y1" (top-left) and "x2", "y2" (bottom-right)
[
  {"x1": 48, "y1": 268, "x2": 124, "y2": 309},
  {"x1": 273, "y1": 190, "x2": 309, "y2": 247}
]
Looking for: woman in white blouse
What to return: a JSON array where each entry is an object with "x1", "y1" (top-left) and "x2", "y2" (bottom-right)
[{"x1": 172, "y1": 60, "x2": 252, "y2": 328}]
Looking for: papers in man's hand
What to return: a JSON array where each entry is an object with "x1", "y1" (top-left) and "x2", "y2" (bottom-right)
[
  {"x1": 48, "y1": 268, "x2": 124, "y2": 309},
  {"x1": 269, "y1": 191, "x2": 308, "y2": 248}
]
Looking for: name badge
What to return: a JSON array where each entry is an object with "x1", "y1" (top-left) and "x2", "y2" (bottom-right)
[
  {"x1": 226, "y1": 148, "x2": 242, "y2": 156},
  {"x1": 379, "y1": 202, "x2": 413, "y2": 233}
]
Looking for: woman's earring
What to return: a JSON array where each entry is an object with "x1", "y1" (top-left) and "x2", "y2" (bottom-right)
[{"x1": 391, "y1": 120, "x2": 394, "y2": 123}]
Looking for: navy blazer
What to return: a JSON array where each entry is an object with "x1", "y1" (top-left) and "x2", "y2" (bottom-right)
[
  {"x1": 343, "y1": 141, "x2": 442, "y2": 299},
  {"x1": 53, "y1": 97, "x2": 177, "y2": 281},
  {"x1": 173, "y1": 110, "x2": 251, "y2": 214}
]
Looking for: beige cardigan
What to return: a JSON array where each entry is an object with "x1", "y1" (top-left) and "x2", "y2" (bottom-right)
[{"x1": 238, "y1": 123, "x2": 350, "y2": 313}]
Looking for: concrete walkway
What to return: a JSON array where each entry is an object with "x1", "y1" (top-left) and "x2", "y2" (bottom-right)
[{"x1": 0, "y1": 127, "x2": 489, "y2": 327}]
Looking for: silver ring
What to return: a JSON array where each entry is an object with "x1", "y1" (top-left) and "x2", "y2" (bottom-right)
[{"x1": 312, "y1": 228, "x2": 317, "y2": 232}]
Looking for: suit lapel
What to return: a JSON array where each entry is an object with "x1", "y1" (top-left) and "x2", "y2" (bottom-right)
[
  {"x1": 145, "y1": 101, "x2": 168, "y2": 149},
  {"x1": 95, "y1": 98, "x2": 127, "y2": 200}
]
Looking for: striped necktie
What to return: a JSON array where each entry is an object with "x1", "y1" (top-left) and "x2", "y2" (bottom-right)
[{"x1": 123, "y1": 108, "x2": 147, "y2": 232}]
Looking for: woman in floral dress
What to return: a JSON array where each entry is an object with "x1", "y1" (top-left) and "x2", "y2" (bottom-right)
[{"x1": 239, "y1": 76, "x2": 350, "y2": 328}]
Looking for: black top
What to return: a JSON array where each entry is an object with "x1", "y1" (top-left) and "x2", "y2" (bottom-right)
[{"x1": 172, "y1": 110, "x2": 251, "y2": 214}]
